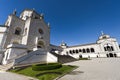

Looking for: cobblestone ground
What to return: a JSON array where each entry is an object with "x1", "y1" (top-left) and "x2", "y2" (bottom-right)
[
  {"x1": 0, "y1": 71, "x2": 38, "y2": 80},
  {"x1": 58, "y1": 58, "x2": 120, "y2": 80}
]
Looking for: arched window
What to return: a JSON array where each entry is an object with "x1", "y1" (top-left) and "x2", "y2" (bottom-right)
[
  {"x1": 83, "y1": 49, "x2": 86, "y2": 53},
  {"x1": 73, "y1": 50, "x2": 75, "y2": 53},
  {"x1": 69, "y1": 50, "x2": 72, "y2": 54},
  {"x1": 111, "y1": 46, "x2": 114, "y2": 51},
  {"x1": 79, "y1": 49, "x2": 82, "y2": 52},
  {"x1": 76, "y1": 49, "x2": 79, "y2": 53},
  {"x1": 15, "y1": 27, "x2": 21, "y2": 35},
  {"x1": 91, "y1": 48, "x2": 95, "y2": 53},
  {"x1": 104, "y1": 45, "x2": 114, "y2": 51},
  {"x1": 104, "y1": 47, "x2": 107, "y2": 51},
  {"x1": 38, "y1": 28, "x2": 44, "y2": 34},
  {"x1": 107, "y1": 46, "x2": 111, "y2": 51},
  {"x1": 86, "y1": 48, "x2": 90, "y2": 53}
]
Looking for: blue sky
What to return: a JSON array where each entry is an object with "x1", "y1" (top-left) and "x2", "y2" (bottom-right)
[{"x1": 0, "y1": 0, "x2": 120, "y2": 46}]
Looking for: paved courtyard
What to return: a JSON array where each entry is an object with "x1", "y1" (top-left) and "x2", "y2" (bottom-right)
[
  {"x1": 0, "y1": 71, "x2": 38, "y2": 80},
  {"x1": 58, "y1": 58, "x2": 120, "y2": 80}
]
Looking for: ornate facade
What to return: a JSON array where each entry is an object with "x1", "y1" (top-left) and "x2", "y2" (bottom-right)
[{"x1": 61, "y1": 33, "x2": 120, "y2": 59}]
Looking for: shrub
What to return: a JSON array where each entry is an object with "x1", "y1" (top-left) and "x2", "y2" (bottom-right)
[{"x1": 32, "y1": 63, "x2": 62, "y2": 71}]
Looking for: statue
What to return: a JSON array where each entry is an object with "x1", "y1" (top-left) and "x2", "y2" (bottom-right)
[
  {"x1": 13, "y1": 9, "x2": 17, "y2": 15},
  {"x1": 101, "y1": 31, "x2": 104, "y2": 35}
]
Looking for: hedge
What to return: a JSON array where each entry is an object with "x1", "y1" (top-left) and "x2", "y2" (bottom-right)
[{"x1": 32, "y1": 63, "x2": 62, "y2": 71}]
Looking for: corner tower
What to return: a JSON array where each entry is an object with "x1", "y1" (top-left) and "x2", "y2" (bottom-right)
[
  {"x1": 21, "y1": 9, "x2": 50, "y2": 51},
  {"x1": 97, "y1": 33, "x2": 119, "y2": 52}
]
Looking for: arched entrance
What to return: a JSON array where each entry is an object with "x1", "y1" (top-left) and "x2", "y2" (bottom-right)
[
  {"x1": 109, "y1": 53, "x2": 113, "y2": 57},
  {"x1": 106, "y1": 53, "x2": 117, "y2": 57},
  {"x1": 114, "y1": 54, "x2": 117, "y2": 57},
  {"x1": 79, "y1": 55, "x2": 82, "y2": 58},
  {"x1": 37, "y1": 41, "x2": 45, "y2": 49}
]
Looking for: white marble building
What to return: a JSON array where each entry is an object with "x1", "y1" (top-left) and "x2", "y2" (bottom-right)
[
  {"x1": 0, "y1": 9, "x2": 58, "y2": 67},
  {"x1": 0, "y1": 9, "x2": 120, "y2": 69},
  {"x1": 61, "y1": 33, "x2": 120, "y2": 59}
]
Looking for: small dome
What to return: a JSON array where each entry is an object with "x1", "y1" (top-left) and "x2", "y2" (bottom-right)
[
  {"x1": 99, "y1": 34, "x2": 110, "y2": 40},
  {"x1": 60, "y1": 41, "x2": 67, "y2": 46}
]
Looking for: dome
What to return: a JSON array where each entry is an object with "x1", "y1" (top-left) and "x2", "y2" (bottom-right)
[
  {"x1": 60, "y1": 41, "x2": 67, "y2": 46},
  {"x1": 99, "y1": 34, "x2": 110, "y2": 40}
]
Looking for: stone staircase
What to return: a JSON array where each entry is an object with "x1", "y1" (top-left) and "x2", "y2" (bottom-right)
[
  {"x1": 51, "y1": 52, "x2": 77, "y2": 63},
  {"x1": 14, "y1": 50, "x2": 47, "y2": 66},
  {"x1": 0, "y1": 62, "x2": 14, "y2": 71},
  {"x1": 0, "y1": 51, "x2": 77, "y2": 71}
]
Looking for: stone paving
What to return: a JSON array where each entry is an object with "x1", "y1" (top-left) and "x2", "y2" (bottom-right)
[
  {"x1": 0, "y1": 71, "x2": 38, "y2": 80},
  {"x1": 0, "y1": 58, "x2": 120, "y2": 80},
  {"x1": 58, "y1": 58, "x2": 120, "y2": 80}
]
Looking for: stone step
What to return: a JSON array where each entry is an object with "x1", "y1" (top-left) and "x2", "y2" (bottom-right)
[
  {"x1": 51, "y1": 52, "x2": 77, "y2": 63},
  {"x1": 0, "y1": 62, "x2": 14, "y2": 71}
]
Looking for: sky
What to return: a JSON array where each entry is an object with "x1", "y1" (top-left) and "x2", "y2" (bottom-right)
[{"x1": 0, "y1": 0, "x2": 120, "y2": 46}]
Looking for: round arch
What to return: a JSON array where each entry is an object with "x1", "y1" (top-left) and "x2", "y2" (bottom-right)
[
  {"x1": 91, "y1": 48, "x2": 95, "y2": 53},
  {"x1": 79, "y1": 49, "x2": 82, "y2": 52},
  {"x1": 109, "y1": 53, "x2": 114, "y2": 57},
  {"x1": 82, "y1": 49, "x2": 86, "y2": 53},
  {"x1": 76, "y1": 49, "x2": 79, "y2": 53},
  {"x1": 103, "y1": 43, "x2": 114, "y2": 51},
  {"x1": 73, "y1": 50, "x2": 75, "y2": 53},
  {"x1": 86, "y1": 48, "x2": 90, "y2": 53},
  {"x1": 37, "y1": 41, "x2": 45, "y2": 48},
  {"x1": 14, "y1": 27, "x2": 22, "y2": 35},
  {"x1": 69, "y1": 50, "x2": 72, "y2": 54}
]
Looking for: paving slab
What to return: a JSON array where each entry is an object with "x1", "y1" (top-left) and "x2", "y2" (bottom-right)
[
  {"x1": 58, "y1": 58, "x2": 120, "y2": 80},
  {"x1": 0, "y1": 71, "x2": 38, "y2": 80}
]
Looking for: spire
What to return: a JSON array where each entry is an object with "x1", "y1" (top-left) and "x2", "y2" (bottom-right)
[
  {"x1": 48, "y1": 22, "x2": 50, "y2": 26},
  {"x1": 60, "y1": 40, "x2": 64, "y2": 46},
  {"x1": 60, "y1": 40, "x2": 67, "y2": 48},
  {"x1": 40, "y1": 13, "x2": 44, "y2": 19},
  {"x1": 101, "y1": 31, "x2": 104, "y2": 35},
  {"x1": 62, "y1": 40, "x2": 64, "y2": 44},
  {"x1": 32, "y1": 8, "x2": 35, "y2": 11},
  {"x1": 40, "y1": 13, "x2": 44, "y2": 17},
  {"x1": 61, "y1": 40, "x2": 67, "y2": 46},
  {"x1": 13, "y1": 9, "x2": 17, "y2": 15}
]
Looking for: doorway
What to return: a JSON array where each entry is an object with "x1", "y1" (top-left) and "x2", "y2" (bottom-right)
[
  {"x1": 106, "y1": 53, "x2": 116, "y2": 57},
  {"x1": 109, "y1": 53, "x2": 113, "y2": 57}
]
